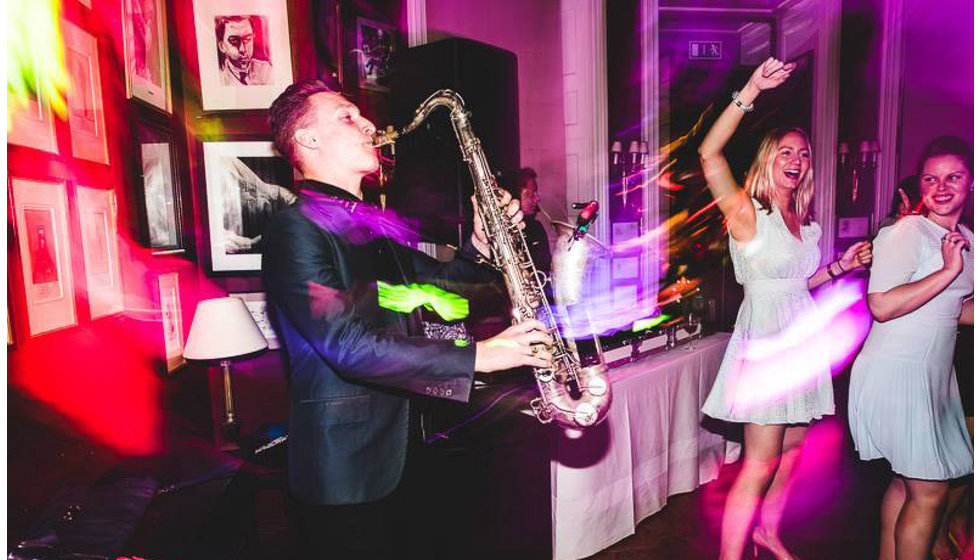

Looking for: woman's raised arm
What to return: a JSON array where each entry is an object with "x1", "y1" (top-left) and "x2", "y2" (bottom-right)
[{"x1": 698, "y1": 57, "x2": 795, "y2": 241}]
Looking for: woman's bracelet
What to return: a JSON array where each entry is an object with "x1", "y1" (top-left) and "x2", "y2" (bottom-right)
[
  {"x1": 731, "y1": 91, "x2": 755, "y2": 113},
  {"x1": 826, "y1": 262, "x2": 840, "y2": 280},
  {"x1": 827, "y1": 259, "x2": 848, "y2": 280}
]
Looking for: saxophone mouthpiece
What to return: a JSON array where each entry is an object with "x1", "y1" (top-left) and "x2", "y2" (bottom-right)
[{"x1": 371, "y1": 125, "x2": 400, "y2": 148}]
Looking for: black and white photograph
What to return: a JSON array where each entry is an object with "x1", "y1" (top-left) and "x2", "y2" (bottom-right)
[
  {"x1": 192, "y1": 0, "x2": 293, "y2": 110},
  {"x1": 230, "y1": 292, "x2": 279, "y2": 349},
  {"x1": 215, "y1": 15, "x2": 273, "y2": 86},
  {"x1": 355, "y1": 17, "x2": 394, "y2": 91},
  {"x1": 203, "y1": 141, "x2": 296, "y2": 271},
  {"x1": 122, "y1": 0, "x2": 172, "y2": 112},
  {"x1": 136, "y1": 120, "x2": 183, "y2": 252}
]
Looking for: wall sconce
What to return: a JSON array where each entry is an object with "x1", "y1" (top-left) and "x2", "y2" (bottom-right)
[
  {"x1": 610, "y1": 139, "x2": 648, "y2": 208},
  {"x1": 838, "y1": 139, "x2": 880, "y2": 204}
]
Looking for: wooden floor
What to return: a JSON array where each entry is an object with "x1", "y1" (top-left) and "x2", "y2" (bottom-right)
[{"x1": 588, "y1": 410, "x2": 970, "y2": 560}]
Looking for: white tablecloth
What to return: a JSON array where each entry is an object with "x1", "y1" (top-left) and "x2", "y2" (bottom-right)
[{"x1": 551, "y1": 333, "x2": 739, "y2": 560}]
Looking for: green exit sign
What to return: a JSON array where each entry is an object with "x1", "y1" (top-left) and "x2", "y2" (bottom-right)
[{"x1": 689, "y1": 41, "x2": 723, "y2": 60}]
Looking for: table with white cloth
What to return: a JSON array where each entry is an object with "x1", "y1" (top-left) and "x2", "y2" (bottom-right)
[{"x1": 551, "y1": 333, "x2": 740, "y2": 560}]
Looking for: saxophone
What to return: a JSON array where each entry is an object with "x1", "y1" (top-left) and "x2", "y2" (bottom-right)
[{"x1": 373, "y1": 89, "x2": 612, "y2": 429}]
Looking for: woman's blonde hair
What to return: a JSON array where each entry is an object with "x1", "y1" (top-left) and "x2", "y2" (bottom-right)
[{"x1": 744, "y1": 127, "x2": 816, "y2": 225}]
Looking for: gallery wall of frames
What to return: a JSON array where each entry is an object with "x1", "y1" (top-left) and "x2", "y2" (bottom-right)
[{"x1": 7, "y1": 0, "x2": 401, "y2": 515}]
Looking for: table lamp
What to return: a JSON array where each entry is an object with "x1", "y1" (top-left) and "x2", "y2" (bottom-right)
[{"x1": 184, "y1": 297, "x2": 268, "y2": 439}]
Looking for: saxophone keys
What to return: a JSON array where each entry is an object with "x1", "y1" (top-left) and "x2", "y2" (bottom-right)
[
  {"x1": 574, "y1": 403, "x2": 599, "y2": 427},
  {"x1": 586, "y1": 375, "x2": 609, "y2": 397}
]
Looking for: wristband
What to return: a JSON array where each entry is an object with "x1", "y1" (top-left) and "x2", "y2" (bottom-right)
[
  {"x1": 731, "y1": 91, "x2": 755, "y2": 113},
  {"x1": 826, "y1": 262, "x2": 840, "y2": 280}
]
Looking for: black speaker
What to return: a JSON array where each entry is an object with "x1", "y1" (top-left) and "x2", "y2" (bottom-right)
[{"x1": 387, "y1": 38, "x2": 520, "y2": 246}]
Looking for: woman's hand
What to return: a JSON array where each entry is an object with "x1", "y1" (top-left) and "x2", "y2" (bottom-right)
[
  {"x1": 840, "y1": 240, "x2": 873, "y2": 272},
  {"x1": 941, "y1": 231, "x2": 969, "y2": 276},
  {"x1": 747, "y1": 57, "x2": 796, "y2": 93}
]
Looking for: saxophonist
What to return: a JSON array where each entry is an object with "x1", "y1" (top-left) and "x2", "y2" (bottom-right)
[{"x1": 262, "y1": 79, "x2": 552, "y2": 558}]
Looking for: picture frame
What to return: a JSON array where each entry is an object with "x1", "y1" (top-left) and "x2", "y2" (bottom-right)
[
  {"x1": 612, "y1": 257, "x2": 639, "y2": 280},
  {"x1": 122, "y1": 0, "x2": 172, "y2": 113},
  {"x1": 192, "y1": 0, "x2": 294, "y2": 111},
  {"x1": 76, "y1": 186, "x2": 125, "y2": 319},
  {"x1": 7, "y1": 66, "x2": 59, "y2": 153},
  {"x1": 62, "y1": 19, "x2": 109, "y2": 164},
  {"x1": 11, "y1": 178, "x2": 78, "y2": 336},
  {"x1": 355, "y1": 17, "x2": 395, "y2": 91},
  {"x1": 135, "y1": 120, "x2": 185, "y2": 253},
  {"x1": 230, "y1": 292, "x2": 279, "y2": 349},
  {"x1": 203, "y1": 141, "x2": 296, "y2": 272},
  {"x1": 158, "y1": 272, "x2": 186, "y2": 373}
]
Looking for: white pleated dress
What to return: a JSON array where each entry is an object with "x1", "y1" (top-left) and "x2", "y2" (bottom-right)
[
  {"x1": 848, "y1": 216, "x2": 974, "y2": 480},
  {"x1": 702, "y1": 200, "x2": 835, "y2": 424}
]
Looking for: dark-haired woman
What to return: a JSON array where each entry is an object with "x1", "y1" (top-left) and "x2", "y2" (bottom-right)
[{"x1": 849, "y1": 136, "x2": 974, "y2": 560}]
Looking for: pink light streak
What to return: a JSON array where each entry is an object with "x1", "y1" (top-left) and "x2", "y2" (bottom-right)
[{"x1": 724, "y1": 279, "x2": 872, "y2": 417}]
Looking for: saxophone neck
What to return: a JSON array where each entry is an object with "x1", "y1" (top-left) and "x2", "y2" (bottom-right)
[{"x1": 372, "y1": 90, "x2": 471, "y2": 148}]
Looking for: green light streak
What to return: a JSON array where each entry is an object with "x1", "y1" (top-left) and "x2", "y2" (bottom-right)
[
  {"x1": 8, "y1": 0, "x2": 68, "y2": 125},
  {"x1": 377, "y1": 281, "x2": 470, "y2": 322},
  {"x1": 631, "y1": 314, "x2": 671, "y2": 333}
]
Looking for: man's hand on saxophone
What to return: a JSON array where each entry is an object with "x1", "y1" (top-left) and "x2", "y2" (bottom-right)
[
  {"x1": 475, "y1": 319, "x2": 554, "y2": 372},
  {"x1": 471, "y1": 189, "x2": 524, "y2": 260}
]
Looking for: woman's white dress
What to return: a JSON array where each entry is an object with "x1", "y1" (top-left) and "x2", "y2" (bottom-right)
[
  {"x1": 848, "y1": 215, "x2": 974, "y2": 480},
  {"x1": 702, "y1": 200, "x2": 835, "y2": 424}
]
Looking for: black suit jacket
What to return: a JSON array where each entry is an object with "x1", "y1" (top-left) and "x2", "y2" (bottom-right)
[{"x1": 262, "y1": 181, "x2": 495, "y2": 505}]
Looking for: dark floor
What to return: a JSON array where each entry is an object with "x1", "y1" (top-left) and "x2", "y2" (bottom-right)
[
  {"x1": 589, "y1": 411, "x2": 894, "y2": 560},
  {"x1": 10, "y1": 376, "x2": 972, "y2": 560}
]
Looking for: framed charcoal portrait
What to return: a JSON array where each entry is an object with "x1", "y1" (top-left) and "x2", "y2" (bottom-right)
[
  {"x1": 355, "y1": 17, "x2": 395, "y2": 91},
  {"x1": 62, "y1": 19, "x2": 109, "y2": 164},
  {"x1": 122, "y1": 0, "x2": 172, "y2": 112},
  {"x1": 135, "y1": 120, "x2": 184, "y2": 253},
  {"x1": 192, "y1": 0, "x2": 294, "y2": 111},
  {"x1": 203, "y1": 141, "x2": 296, "y2": 272},
  {"x1": 11, "y1": 178, "x2": 78, "y2": 336}
]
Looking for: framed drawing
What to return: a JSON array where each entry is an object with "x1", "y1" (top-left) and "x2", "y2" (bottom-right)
[
  {"x1": 355, "y1": 17, "x2": 394, "y2": 91},
  {"x1": 62, "y1": 20, "x2": 109, "y2": 164},
  {"x1": 11, "y1": 178, "x2": 77, "y2": 336},
  {"x1": 76, "y1": 186, "x2": 124, "y2": 318},
  {"x1": 230, "y1": 292, "x2": 279, "y2": 349},
  {"x1": 7, "y1": 67, "x2": 59, "y2": 153},
  {"x1": 122, "y1": 0, "x2": 172, "y2": 112},
  {"x1": 192, "y1": 0, "x2": 294, "y2": 111},
  {"x1": 158, "y1": 272, "x2": 186, "y2": 372},
  {"x1": 203, "y1": 141, "x2": 296, "y2": 272},
  {"x1": 136, "y1": 120, "x2": 184, "y2": 253}
]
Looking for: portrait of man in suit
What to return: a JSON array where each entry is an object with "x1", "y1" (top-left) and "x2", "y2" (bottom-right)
[{"x1": 215, "y1": 15, "x2": 272, "y2": 86}]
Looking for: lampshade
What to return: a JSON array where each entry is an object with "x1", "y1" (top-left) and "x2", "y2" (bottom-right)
[{"x1": 183, "y1": 297, "x2": 268, "y2": 360}]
